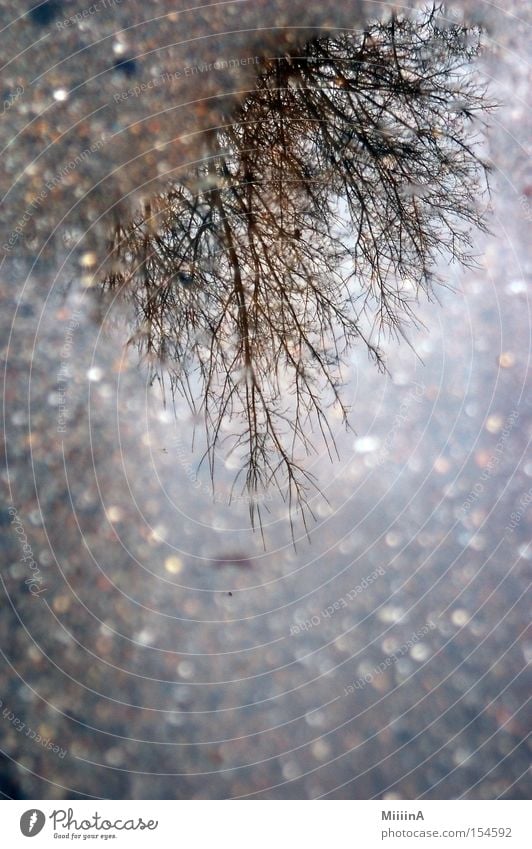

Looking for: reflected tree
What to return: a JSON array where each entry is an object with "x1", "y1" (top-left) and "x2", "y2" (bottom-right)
[{"x1": 103, "y1": 5, "x2": 491, "y2": 538}]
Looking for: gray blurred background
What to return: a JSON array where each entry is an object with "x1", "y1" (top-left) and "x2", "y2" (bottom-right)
[{"x1": 0, "y1": 0, "x2": 530, "y2": 799}]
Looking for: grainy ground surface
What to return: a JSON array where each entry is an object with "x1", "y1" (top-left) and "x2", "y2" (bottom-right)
[{"x1": 0, "y1": 0, "x2": 530, "y2": 799}]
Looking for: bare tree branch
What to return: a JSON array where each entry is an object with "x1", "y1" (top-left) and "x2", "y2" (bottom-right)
[{"x1": 102, "y1": 4, "x2": 493, "y2": 541}]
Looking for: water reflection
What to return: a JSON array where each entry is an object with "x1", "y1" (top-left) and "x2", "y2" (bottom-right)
[{"x1": 103, "y1": 7, "x2": 490, "y2": 537}]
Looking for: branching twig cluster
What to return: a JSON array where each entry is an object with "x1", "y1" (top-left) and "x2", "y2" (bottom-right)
[{"x1": 103, "y1": 5, "x2": 491, "y2": 539}]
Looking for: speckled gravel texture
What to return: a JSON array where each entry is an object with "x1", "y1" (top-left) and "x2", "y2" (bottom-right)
[{"x1": 0, "y1": 1, "x2": 530, "y2": 800}]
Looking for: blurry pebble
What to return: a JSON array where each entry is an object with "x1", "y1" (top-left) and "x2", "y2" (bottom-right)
[
  {"x1": 27, "y1": 645, "x2": 43, "y2": 664},
  {"x1": 385, "y1": 532, "x2": 401, "y2": 547},
  {"x1": 467, "y1": 534, "x2": 486, "y2": 551},
  {"x1": 371, "y1": 671, "x2": 390, "y2": 693},
  {"x1": 18, "y1": 686, "x2": 34, "y2": 702},
  {"x1": 70, "y1": 742, "x2": 89, "y2": 758},
  {"x1": 113, "y1": 57, "x2": 138, "y2": 78},
  {"x1": 382, "y1": 637, "x2": 400, "y2": 654},
  {"x1": 106, "y1": 505, "x2": 124, "y2": 523},
  {"x1": 451, "y1": 609, "x2": 470, "y2": 627},
  {"x1": 95, "y1": 636, "x2": 112, "y2": 654},
  {"x1": 97, "y1": 383, "x2": 112, "y2": 399},
  {"x1": 505, "y1": 279, "x2": 527, "y2": 295},
  {"x1": 452, "y1": 747, "x2": 472, "y2": 766},
  {"x1": 433, "y1": 457, "x2": 450, "y2": 474},
  {"x1": 333, "y1": 636, "x2": 349, "y2": 652},
  {"x1": 395, "y1": 658, "x2": 413, "y2": 677},
  {"x1": 167, "y1": 713, "x2": 185, "y2": 727},
  {"x1": 87, "y1": 367, "x2": 103, "y2": 382},
  {"x1": 172, "y1": 685, "x2": 191, "y2": 705},
  {"x1": 38, "y1": 724, "x2": 54, "y2": 740},
  {"x1": 311, "y1": 739, "x2": 331, "y2": 760},
  {"x1": 305, "y1": 780, "x2": 324, "y2": 798},
  {"x1": 305, "y1": 709, "x2": 326, "y2": 728},
  {"x1": 408, "y1": 456, "x2": 424, "y2": 473},
  {"x1": 410, "y1": 643, "x2": 430, "y2": 662},
  {"x1": 282, "y1": 761, "x2": 301, "y2": 780},
  {"x1": 53, "y1": 595, "x2": 71, "y2": 614},
  {"x1": 474, "y1": 450, "x2": 491, "y2": 468},
  {"x1": 81, "y1": 274, "x2": 96, "y2": 288},
  {"x1": 135, "y1": 629, "x2": 156, "y2": 646},
  {"x1": 378, "y1": 606, "x2": 404, "y2": 623},
  {"x1": 178, "y1": 661, "x2": 195, "y2": 679},
  {"x1": 105, "y1": 747, "x2": 125, "y2": 766},
  {"x1": 522, "y1": 643, "x2": 532, "y2": 664},
  {"x1": 338, "y1": 535, "x2": 358, "y2": 554},
  {"x1": 470, "y1": 509, "x2": 485, "y2": 527},
  {"x1": 469, "y1": 620, "x2": 487, "y2": 637},
  {"x1": 212, "y1": 517, "x2": 229, "y2": 531},
  {"x1": 353, "y1": 435, "x2": 381, "y2": 454},
  {"x1": 29, "y1": 1, "x2": 61, "y2": 26},
  {"x1": 316, "y1": 501, "x2": 333, "y2": 518},
  {"x1": 418, "y1": 531, "x2": 436, "y2": 547},
  {"x1": 164, "y1": 555, "x2": 183, "y2": 574},
  {"x1": 149, "y1": 524, "x2": 168, "y2": 542},
  {"x1": 498, "y1": 352, "x2": 515, "y2": 368},
  {"x1": 79, "y1": 252, "x2": 97, "y2": 269},
  {"x1": 485, "y1": 414, "x2": 503, "y2": 434}
]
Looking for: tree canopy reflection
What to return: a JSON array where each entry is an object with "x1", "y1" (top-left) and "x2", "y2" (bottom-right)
[{"x1": 103, "y1": 6, "x2": 491, "y2": 538}]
